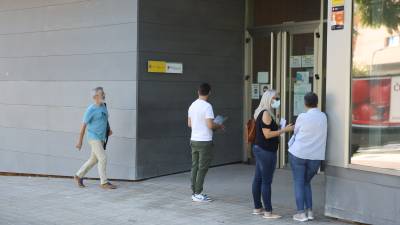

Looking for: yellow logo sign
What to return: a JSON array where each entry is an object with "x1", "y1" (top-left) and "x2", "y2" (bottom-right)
[
  {"x1": 332, "y1": 0, "x2": 344, "y2": 6},
  {"x1": 148, "y1": 61, "x2": 167, "y2": 73}
]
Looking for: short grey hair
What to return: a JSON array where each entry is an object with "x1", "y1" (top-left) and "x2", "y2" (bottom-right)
[{"x1": 91, "y1": 86, "x2": 105, "y2": 98}]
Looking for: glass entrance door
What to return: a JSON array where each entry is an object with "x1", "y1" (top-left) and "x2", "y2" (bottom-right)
[
  {"x1": 248, "y1": 21, "x2": 323, "y2": 168},
  {"x1": 278, "y1": 28, "x2": 323, "y2": 168},
  {"x1": 279, "y1": 31, "x2": 322, "y2": 167}
]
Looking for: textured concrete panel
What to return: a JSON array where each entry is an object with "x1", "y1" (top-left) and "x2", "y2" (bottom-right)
[
  {"x1": 0, "y1": 149, "x2": 135, "y2": 179},
  {"x1": 0, "y1": 0, "x2": 81, "y2": 12},
  {"x1": 0, "y1": 81, "x2": 137, "y2": 109},
  {"x1": 45, "y1": 0, "x2": 138, "y2": 30},
  {"x1": 0, "y1": 127, "x2": 136, "y2": 167},
  {"x1": 0, "y1": 52, "x2": 137, "y2": 81},
  {"x1": 0, "y1": 104, "x2": 136, "y2": 139},
  {"x1": 0, "y1": 0, "x2": 137, "y2": 34},
  {"x1": 0, "y1": 0, "x2": 138, "y2": 179},
  {"x1": 0, "y1": 23, "x2": 137, "y2": 57},
  {"x1": 325, "y1": 166, "x2": 400, "y2": 225}
]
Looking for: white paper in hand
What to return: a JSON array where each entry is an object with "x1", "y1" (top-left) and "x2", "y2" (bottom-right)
[
  {"x1": 280, "y1": 118, "x2": 287, "y2": 128},
  {"x1": 214, "y1": 115, "x2": 227, "y2": 125}
]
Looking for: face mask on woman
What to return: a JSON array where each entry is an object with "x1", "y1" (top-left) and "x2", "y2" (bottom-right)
[{"x1": 271, "y1": 99, "x2": 281, "y2": 109}]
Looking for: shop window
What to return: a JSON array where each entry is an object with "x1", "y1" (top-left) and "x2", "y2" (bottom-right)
[{"x1": 351, "y1": 0, "x2": 400, "y2": 170}]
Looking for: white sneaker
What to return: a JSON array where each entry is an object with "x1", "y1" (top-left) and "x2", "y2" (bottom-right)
[
  {"x1": 191, "y1": 194, "x2": 211, "y2": 202},
  {"x1": 262, "y1": 212, "x2": 282, "y2": 219},
  {"x1": 201, "y1": 194, "x2": 213, "y2": 202},
  {"x1": 307, "y1": 210, "x2": 314, "y2": 220},
  {"x1": 293, "y1": 213, "x2": 308, "y2": 222},
  {"x1": 252, "y1": 208, "x2": 265, "y2": 215}
]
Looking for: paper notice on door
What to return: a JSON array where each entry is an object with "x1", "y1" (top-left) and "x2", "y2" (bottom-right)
[
  {"x1": 296, "y1": 71, "x2": 310, "y2": 83},
  {"x1": 257, "y1": 72, "x2": 269, "y2": 83},
  {"x1": 293, "y1": 83, "x2": 312, "y2": 116},
  {"x1": 290, "y1": 56, "x2": 302, "y2": 68},
  {"x1": 390, "y1": 76, "x2": 400, "y2": 122},
  {"x1": 301, "y1": 55, "x2": 314, "y2": 68},
  {"x1": 251, "y1": 83, "x2": 260, "y2": 99}
]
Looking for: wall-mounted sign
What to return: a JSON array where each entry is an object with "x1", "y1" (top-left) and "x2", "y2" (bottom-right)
[
  {"x1": 332, "y1": 0, "x2": 344, "y2": 6},
  {"x1": 148, "y1": 60, "x2": 183, "y2": 74},
  {"x1": 331, "y1": 0, "x2": 344, "y2": 30}
]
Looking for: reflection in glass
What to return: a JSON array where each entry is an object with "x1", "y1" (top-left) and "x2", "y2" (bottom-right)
[{"x1": 351, "y1": 0, "x2": 400, "y2": 170}]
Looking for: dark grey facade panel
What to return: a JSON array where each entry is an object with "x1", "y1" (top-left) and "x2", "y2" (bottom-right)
[
  {"x1": 136, "y1": 132, "x2": 243, "y2": 179},
  {"x1": 137, "y1": 81, "x2": 243, "y2": 111},
  {"x1": 325, "y1": 166, "x2": 400, "y2": 225},
  {"x1": 138, "y1": 23, "x2": 243, "y2": 57},
  {"x1": 136, "y1": 0, "x2": 245, "y2": 179},
  {"x1": 139, "y1": 0, "x2": 244, "y2": 31}
]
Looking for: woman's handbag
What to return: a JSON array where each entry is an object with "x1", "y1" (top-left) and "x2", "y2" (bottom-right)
[{"x1": 246, "y1": 119, "x2": 256, "y2": 144}]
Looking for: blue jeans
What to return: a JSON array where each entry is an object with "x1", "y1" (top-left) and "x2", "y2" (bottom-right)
[
  {"x1": 252, "y1": 145, "x2": 277, "y2": 212},
  {"x1": 289, "y1": 153, "x2": 321, "y2": 213}
]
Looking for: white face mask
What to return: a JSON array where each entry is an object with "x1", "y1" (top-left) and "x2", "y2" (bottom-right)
[{"x1": 271, "y1": 99, "x2": 281, "y2": 109}]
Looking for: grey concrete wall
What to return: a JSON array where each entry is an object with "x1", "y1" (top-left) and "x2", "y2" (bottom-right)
[
  {"x1": 0, "y1": 0, "x2": 138, "y2": 180},
  {"x1": 136, "y1": 0, "x2": 245, "y2": 179},
  {"x1": 325, "y1": 166, "x2": 400, "y2": 225}
]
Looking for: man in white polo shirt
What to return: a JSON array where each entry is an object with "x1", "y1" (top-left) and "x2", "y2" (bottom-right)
[
  {"x1": 288, "y1": 92, "x2": 327, "y2": 222},
  {"x1": 188, "y1": 83, "x2": 224, "y2": 202}
]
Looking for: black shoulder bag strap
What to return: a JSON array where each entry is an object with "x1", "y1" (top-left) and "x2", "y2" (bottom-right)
[{"x1": 103, "y1": 103, "x2": 111, "y2": 150}]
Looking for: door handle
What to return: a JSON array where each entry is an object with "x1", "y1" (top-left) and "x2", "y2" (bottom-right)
[{"x1": 314, "y1": 74, "x2": 320, "y2": 80}]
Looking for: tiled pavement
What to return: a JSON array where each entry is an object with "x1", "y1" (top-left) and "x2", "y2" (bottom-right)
[{"x1": 0, "y1": 164, "x2": 351, "y2": 225}]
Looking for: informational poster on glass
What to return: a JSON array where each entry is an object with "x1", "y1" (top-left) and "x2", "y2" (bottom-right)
[
  {"x1": 257, "y1": 72, "x2": 269, "y2": 83},
  {"x1": 290, "y1": 56, "x2": 302, "y2": 68},
  {"x1": 296, "y1": 71, "x2": 309, "y2": 83},
  {"x1": 293, "y1": 82, "x2": 312, "y2": 116},
  {"x1": 301, "y1": 55, "x2": 314, "y2": 68},
  {"x1": 251, "y1": 84, "x2": 260, "y2": 99}
]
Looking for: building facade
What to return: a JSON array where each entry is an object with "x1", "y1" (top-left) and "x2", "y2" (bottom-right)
[{"x1": 0, "y1": 0, "x2": 399, "y2": 224}]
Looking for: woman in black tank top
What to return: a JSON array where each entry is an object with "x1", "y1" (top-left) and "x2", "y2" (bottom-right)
[
  {"x1": 251, "y1": 90, "x2": 294, "y2": 219},
  {"x1": 255, "y1": 110, "x2": 280, "y2": 152}
]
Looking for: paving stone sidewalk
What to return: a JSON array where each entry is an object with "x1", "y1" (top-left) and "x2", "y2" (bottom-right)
[{"x1": 0, "y1": 164, "x2": 350, "y2": 225}]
